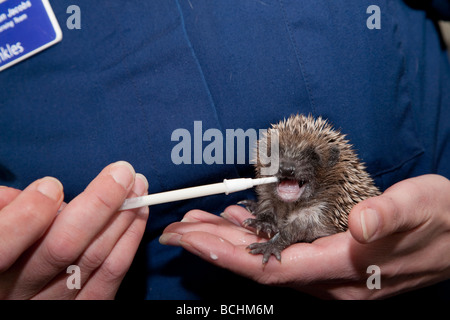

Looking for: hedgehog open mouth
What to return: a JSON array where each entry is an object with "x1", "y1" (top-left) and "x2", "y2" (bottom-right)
[{"x1": 276, "y1": 178, "x2": 307, "y2": 202}]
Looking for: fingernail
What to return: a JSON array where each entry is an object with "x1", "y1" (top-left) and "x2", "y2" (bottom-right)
[
  {"x1": 132, "y1": 173, "x2": 149, "y2": 197},
  {"x1": 180, "y1": 216, "x2": 195, "y2": 223},
  {"x1": 136, "y1": 173, "x2": 149, "y2": 192},
  {"x1": 110, "y1": 161, "x2": 135, "y2": 189},
  {"x1": 37, "y1": 177, "x2": 63, "y2": 201},
  {"x1": 159, "y1": 233, "x2": 182, "y2": 246},
  {"x1": 360, "y1": 208, "x2": 379, "y2": 241}
]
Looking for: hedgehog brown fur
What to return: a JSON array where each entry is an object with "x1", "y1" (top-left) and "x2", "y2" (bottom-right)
[{"x1": 242, "y1": 114, "x2": 381, "y2": 264}]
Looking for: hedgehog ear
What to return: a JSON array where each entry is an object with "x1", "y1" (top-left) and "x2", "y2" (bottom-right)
[{"x1": 327, "y1": 145, "x2": 340, "y2": 167}]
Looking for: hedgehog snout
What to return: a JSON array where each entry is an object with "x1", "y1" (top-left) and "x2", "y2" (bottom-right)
[{"x1": 278, "y1": 160, "x2": 296, "y2": 178}]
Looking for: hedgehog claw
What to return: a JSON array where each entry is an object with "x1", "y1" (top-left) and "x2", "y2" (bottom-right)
[
  {"x1": 243, "y1": 218, "x2": 278, "y2": 239},
  {"x1": 242, "y1": 218, "x2": 252, "y2": 228},
  {"x1": 247, "y1": 233, "x2": 284, "y2": 265}
]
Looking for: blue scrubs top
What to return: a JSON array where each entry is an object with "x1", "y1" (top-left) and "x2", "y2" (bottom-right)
[{"x1": 1, "y1": 0, "x2": 449, "y2": 299}]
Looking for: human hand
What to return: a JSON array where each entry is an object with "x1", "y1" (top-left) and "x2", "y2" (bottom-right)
[
  {"x1": 160, "y1": 174, "x2": 450, "y2": 299},
  {"x1": 0, "y1": 161, "x2": 149, "y2": 299}
]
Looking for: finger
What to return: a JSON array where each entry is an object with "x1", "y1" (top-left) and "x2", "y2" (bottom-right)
[
  {"x1": 348, "y1": 176, "x2": 436, "y2": 243},
  {"x1": 179, "y1": 209, "x2": 225, "y2": 223},
  {"x1": 160, "y1": 211, "x2": 259, "y2": 247},
  {"x1": 160, "y1": 222, "x2": 259, "y2": 247},
  {"x1": 74, "y1": 173, "x2": 149, "y2": 291},
  {"x1": 15, "y1": 161, "x2": 136, "y2": 295},
  {"x1": 0, "y1": 186, "x2": 21, "y2": 210},
  {"x1": 32, "y1": 173, "x2": 149, "y2": 299},
  {"x1": 220, "y1": 205, "x2": 254, "y2": 226},
  {"x1": 76, "y1": 203, "x2": 149, "y2": 299},
  {"x1": 0, "y1": 177, "x2": 63, "y2": 273}
]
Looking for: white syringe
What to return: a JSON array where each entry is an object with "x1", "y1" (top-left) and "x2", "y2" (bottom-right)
[{"x1": 119, "y1": 177, "x2": 278, "y2": 211}]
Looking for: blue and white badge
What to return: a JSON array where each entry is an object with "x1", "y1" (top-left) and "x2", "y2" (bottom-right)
[{"x1": 0, "y1": 0, "x2": 62, "y2": 72}]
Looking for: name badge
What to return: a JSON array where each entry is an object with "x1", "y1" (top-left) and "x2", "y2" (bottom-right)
[{"x1": 0, "y1": 0, "x2": 62, "y2": 72}]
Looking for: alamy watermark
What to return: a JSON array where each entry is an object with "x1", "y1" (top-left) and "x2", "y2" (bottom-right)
[
  {"x1": 66, "y1": 265, "x2": 81, "y2": 290},
  {"x1": 366, "y1": 265, "x2": 381, "y2": 290},
  {"x1": 170, "y1": 121, "x2": 279, "y2": 175},
  {"x1": 66, "y1": 5, "x2": 81, "y2": 30},
  {"x1": 366, "y1": 5, "x2": 381, "y2": 30}
]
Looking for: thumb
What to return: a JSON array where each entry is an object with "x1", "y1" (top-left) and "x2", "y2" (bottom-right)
[{"x1": 348, "y1": 177, "x2": 433, "y2": 243}]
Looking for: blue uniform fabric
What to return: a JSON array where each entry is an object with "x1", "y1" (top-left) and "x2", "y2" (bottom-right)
[{"x1": 1, "y1": 0, "x2": 449, "y2": 299}]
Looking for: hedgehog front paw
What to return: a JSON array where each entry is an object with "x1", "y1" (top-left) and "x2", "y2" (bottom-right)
[
  {"x1": 243, "y1": 218, "x2": 279, "y2": 239},
  {"x1": 247, "y1": 233, "x2": 284, "y2": 264}
]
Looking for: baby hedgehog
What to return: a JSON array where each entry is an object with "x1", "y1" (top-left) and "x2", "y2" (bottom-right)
[{"x1": 242, "y1": 114, "x2": 381, "y2": 264}]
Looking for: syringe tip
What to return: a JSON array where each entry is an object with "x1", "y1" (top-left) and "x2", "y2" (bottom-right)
[{"x1": 252, "y1": 177, "x2": 278, "y2": 186}]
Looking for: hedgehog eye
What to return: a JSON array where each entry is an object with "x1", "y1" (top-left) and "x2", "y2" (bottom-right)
[{"x1": 328, "y1": 146, "x2": 340, "y2": 167}]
